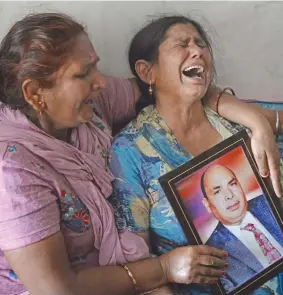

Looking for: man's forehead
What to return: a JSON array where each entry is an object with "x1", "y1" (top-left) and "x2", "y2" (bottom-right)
[{"x1": 204, "y1": 165, "x2": 234, "y2": 185}]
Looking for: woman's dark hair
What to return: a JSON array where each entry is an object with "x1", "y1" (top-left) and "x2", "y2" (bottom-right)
[
  {"x1": 0, "y1": 13, "x2": 85, "y2": 110},
  {"x1": 128, "y1": 15, "x2": 215, "y2": 114}
]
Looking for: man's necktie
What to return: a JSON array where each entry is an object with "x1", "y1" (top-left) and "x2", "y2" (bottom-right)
[{"x1": 242, "y1": 223, "x2": 281, "y2": 264}]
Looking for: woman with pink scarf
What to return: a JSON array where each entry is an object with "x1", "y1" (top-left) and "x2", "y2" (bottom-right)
[{"x1": 0, "y1": 12, "x2": 281, "y2": 295}]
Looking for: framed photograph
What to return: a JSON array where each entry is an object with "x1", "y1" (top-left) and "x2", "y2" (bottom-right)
[{"x1": 159, "y1": 129, "x2": 283, "y2": 295}]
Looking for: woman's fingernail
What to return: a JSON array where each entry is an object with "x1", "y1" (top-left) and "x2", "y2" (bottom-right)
[
  {"x1": 224, "y1": 263, "x2": 229, "y2": 268},
  {"x1": 223, "y1": 251, "x2": 228, "y2": 257},
  {"x1": 221, "y1": 271, "x2": 226, "y2": 275},
  {"x1": 261, "y1": 171, "x2": 269, "y2": 177}
]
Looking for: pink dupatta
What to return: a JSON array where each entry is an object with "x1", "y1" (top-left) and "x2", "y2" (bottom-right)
[{"x1": 0, "y1": 105, "x2": 150, "y2": 266}]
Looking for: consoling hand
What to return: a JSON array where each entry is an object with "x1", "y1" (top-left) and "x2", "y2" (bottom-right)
[
  {"x1": 250, "y1": 126, "x2": 282, "y2": 198},
  {"x1": 159, "y1": 245, "x2": 228, "y2": 285}
]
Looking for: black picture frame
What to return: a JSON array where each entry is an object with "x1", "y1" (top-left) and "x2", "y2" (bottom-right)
[{"x1": 159, "y1": 129, "x2": 283, "y2": 295}]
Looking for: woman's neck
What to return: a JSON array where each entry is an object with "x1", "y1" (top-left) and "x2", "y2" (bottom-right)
[
  {"x1": 26, "y1": 110, "x2": 70, "y2": 142},
  {"x1": 156, "y1": 98, "x2": 221, "y2": 156},
  {"x1": 39, "y1": 116, "x2": 70, "y2": 142},
  {"x1": 156, "y1": 99, "x2": 207, "y2": 135}
]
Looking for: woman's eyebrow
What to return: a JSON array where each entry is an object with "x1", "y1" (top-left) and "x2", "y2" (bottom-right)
[
  {"x1": 84, "y1": 56, "x2": 100, "y2": 70},
  {"x1": 170, "y1": 35, "x2": 190, "y2": 41}
]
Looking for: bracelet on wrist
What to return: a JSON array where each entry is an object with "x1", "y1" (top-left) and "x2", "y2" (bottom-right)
[{"x1": 120, "y1": 264, "x2": 159, "y2": 295}]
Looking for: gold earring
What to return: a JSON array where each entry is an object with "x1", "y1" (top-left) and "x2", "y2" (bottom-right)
[
  {"x1": 149, "y1": 80, "x2": 153, "y2": 96},
  {"x1": 37, "y1": 101, "x2": 44, "y2": 115}
]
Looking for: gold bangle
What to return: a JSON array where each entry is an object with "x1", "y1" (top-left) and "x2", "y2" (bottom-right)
[
  {"x1": 120, "y1": 264, "x2": 159, "y2": 295},
  {"x1": 120, "y1": 264, "x2": 139, "y2": 294}
]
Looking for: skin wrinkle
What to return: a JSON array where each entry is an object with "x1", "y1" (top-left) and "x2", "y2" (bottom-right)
[{"x1": 32, "y1": 33, "x2": 106, "y2": 140}]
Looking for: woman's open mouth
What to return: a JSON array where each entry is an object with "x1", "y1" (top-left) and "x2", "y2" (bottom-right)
[
  {"x1": 83, "y1": 98, "x2": 93, "y2": 105},
  {"x1": 182, "y1": 65, "x2": 205, "y2": 81}
]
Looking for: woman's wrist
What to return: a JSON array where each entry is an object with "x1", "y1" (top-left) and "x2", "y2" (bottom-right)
[
  {"x1": 250, "y1": 114, "x2": 275, "y2": 137},
  {"x1": 157, "y1": 256, "x2": 168, "y2": 285},
  {"x1": 158, "y1": 253, "x2": 171, "y2": 284},
  {"x1": 122, "y1": 257, "x2": 168, "y2": 294}
]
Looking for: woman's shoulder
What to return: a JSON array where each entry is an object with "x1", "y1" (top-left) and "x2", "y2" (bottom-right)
[
  {"x1": 112, "y1": 105, "x2": 156, "y2": 143},
  {"x1": 111, "y1": 120, "x2": 141, "y2": 150}
]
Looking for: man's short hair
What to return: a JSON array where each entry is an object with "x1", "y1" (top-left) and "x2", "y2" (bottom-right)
[{"x1": 200, "y1": 171, "x2": 208, "y2": 199}]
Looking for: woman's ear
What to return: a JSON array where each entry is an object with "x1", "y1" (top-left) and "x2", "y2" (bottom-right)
[
  {"x1": 22, "y1": 79, "x2": 45, "y2": 112},
  {"x1": 135, "y1": 60, "x2": 155, "y2": 84}
]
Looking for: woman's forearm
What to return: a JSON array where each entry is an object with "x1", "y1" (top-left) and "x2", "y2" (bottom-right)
[
  {"x1": 218, "y1": 96, "x2": 271, "y2": 134},
  {"x1": 240, "y1": 103, "x2": 283, "y2": 135},
  {"x1": 5, "y1": 232, "x2": 166, "y2": 295},
  {"x1": 217, "y1": 94, "x2": 283, "y2": 136},
  {"x1": 6, "y1": 232, "x2": 229, "y2": 295},
  {"x1": 75, "y1": 257, "x2": 166, "y2": 295},
  {"x1": 202, "y1": 85, "x2": 275, "y2": 134}
]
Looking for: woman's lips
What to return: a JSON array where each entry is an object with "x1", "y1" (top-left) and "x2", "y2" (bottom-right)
[
  {"x1": 227, "y1": 201, "x2": 240, "y2": 211},
  {"x1": 181, "y1": 74, "x2": 206, "y2": 85},
  {"x1": 83, "y1": 99, "x2": 93, "y2": 104}
]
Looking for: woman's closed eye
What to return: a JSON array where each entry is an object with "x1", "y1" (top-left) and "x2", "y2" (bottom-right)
[
  {"x1": 75, "y1": 63, "x2": 97, "y2": 79},
  {"x1": 194, "y1": 38, "x2": 207, "y2": 49},
  {"x1": 179, "y1": 37, "x2": 207, "y2": 49},
  {"x1": 180, "y1": 41, "x2": 189, "y2": 48},
  {"x1": 75, "y1": 67, "x2": 91, "y2": 79}
]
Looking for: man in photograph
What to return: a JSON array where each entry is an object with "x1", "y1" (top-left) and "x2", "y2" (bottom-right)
[{"x1": 201, "y1": 164, "x2": 283, "y2": 292}]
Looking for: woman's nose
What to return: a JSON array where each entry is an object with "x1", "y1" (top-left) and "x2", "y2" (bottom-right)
[
  {"x1": 189, "y1": 42, "x2": 202, "y2": 59},
  {"x1": 92, "y1": 72, "x2": 107, "y2": 90}
]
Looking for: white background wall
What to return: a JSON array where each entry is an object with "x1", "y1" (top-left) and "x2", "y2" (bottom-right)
[{"x1": 0, "y1": 1, "x2": 283, "y2": 101}]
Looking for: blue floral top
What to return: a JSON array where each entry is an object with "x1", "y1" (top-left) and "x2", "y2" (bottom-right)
[{"x1": 109, "y1": 102, "x2": 283, "y2": 295}]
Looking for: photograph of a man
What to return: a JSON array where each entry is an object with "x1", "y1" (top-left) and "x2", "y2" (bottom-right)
[{"x1": 201, "y1": 164, "x2": 283, "y2": 292}]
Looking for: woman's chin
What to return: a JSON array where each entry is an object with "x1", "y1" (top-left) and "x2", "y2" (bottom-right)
[
  {"x1": 79, "y1": 106, "x2": 94, "y2": 123},
  {"x1": 81, "y1": 115, "x2": 93, "y2": 124},
  {"x1": 181, "y1": 86, "x2": 208, "y2": 102}
]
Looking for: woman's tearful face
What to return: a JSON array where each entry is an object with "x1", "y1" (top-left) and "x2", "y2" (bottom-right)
[
  {"x1": 39, "y1": 33, "x2": 107, "y2": 129},
  {"x1": 152, "y1": 23, "x2": 212, "y2": 103}
]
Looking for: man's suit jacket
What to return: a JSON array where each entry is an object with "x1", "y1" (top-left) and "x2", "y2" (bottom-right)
[{"x1": 206, "y1": 195, "x2": 283, "y2": 292}]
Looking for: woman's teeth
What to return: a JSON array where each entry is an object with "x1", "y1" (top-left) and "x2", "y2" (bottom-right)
[{"x1": 182, "y1": 65, "x2": 204, "y2": 79}]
